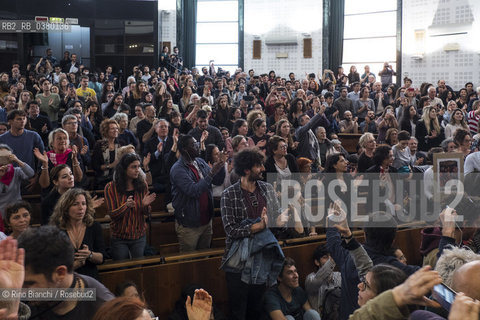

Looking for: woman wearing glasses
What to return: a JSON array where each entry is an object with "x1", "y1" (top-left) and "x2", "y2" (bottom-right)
[
  {"x1": 264, "y1": 135, "x2": 299, "y2": 180},
  {"x1": 327, "y1": 203, "x2": 411, "y2": 318}
]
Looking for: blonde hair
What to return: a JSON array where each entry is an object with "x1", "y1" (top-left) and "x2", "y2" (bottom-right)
[
  {"x1": 100, "y1": 119, "x2": 119, "y2": 139},
  {"x1": 422, "y1": 106, "x2": 441, "y2": 134},
  {"x1": 49, "y1": 188, "x2": 95, "y2": 229},
  {"x1": 48, "y1": 128, "x2": 70, "y2": 150},
  {"x1": 117, "y1": 144, "x2": 136, "y2": 159},
  {"x1": 359, "y1": 132, "x2": 375, "y2": 148}
]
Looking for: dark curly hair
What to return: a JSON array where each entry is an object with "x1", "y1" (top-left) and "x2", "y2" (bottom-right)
[
  {"x1": 324, "y1": 153, "x2": 344, "y2": 173},
  {"x1": 373, "y1": 145, "x2": 392, "y2": 167},
  {"x1": 18, "y1": 226, "x2": 74, "y2": 281},
  {"x1": 233, "y1": 148, "x2": 265, "y2": 177},
  {"x1": 113, "y1": 153, "x2": 147, "y2": 195}
]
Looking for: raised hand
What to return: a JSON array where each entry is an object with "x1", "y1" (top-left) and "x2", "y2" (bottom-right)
[
  {"x1": 439, "y1": 206, "x2": 457, "y2": 238},
  {"x1": 0, "y1": 237, "x2": 24, "y2": 291},
  {"x1": 92, "y1": 195, "x2": 105, "y2": 209},
  {"x1": 157, "y1": 141, "x2": 163, "y2": 153},
  {"x1": 142, "y1": 191, "x2": 156, "y2": 207},
  {"x1": 261, "y1": 207, "x2": 268, "y2": 228},
  {"x1": 200, "y1": 130, "x2": 209, "y2": 144},
  {"x1": 448, "y1": 292, "x2": 480, "y2": 320},
  {"x1": 7, "y1": 154, "x2": 18, "y2": 165},
  {"x1": 185, "y1": 289, "x2": 212, "y2": 320},
  {"x1": 33, "y1": 148, "x2": 48, "y2": 164},
  {"x1": 327, "y1": 201, "x2": 351, "y2": 237},
  {"x1": 391, "y1": 266, "x2": 442, "y2": 308},
  {"x1": 125, "y1": 195, "x2": 135, "y2": 208},
  {"x1": 0, "y1": 237, "x2": 25, "y2": 318},
  {"x1": 71, "y1": 144, "x2": 78, "y2": 157},
  {"x1": 143, "y1": 153, "x2": 151, "y2": 169},
  {"x1": 257, "y1": 139, "x2": 267, "y2": 148},
  {"x1": 80, "y1": 145, "x2": 88, "y2": 155},
  {"x1": 210, "y1": 152, "x2": 226, "y2": 176}
]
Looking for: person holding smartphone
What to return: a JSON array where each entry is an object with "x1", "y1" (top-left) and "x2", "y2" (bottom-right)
[{"x1": 50, "y1": 188, "x2": 106, "y2": 279}]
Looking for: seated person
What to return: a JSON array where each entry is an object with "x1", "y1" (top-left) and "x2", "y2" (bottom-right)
[
  {"x1": 5, "y1": 201, "x2": 32, "y2": 239},
  {"x1": 392, "y1": 130, "x2": 413, "y2": 171},
  {"x1": 305, "y1": 245, "x2": 341, "y2": 315},
  {"x1": 359, "y1": 110, "x2": 377, "y2": 133},
  {"x1": 2, "y1": 226, "x2": 115, "y2": 319},
  {"x1": 0, "y1": 145, "x2": 34, "y2": 223},
  {"x1": 115, "y1": 280, "x2": 155, "y2": 319},
  {"x1": 264, "y1": 257, "x2": 321, "y2": 320},
  {"x1": 338, "y1": 111, "x2": 358, "y2": 133}
]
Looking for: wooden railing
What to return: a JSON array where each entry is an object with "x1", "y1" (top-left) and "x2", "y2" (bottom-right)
[{"x1": 99, "y1": 227, "x2": 423, "y2": 318}]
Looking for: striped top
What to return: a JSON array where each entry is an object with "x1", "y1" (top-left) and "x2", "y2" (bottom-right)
[
  {"x1": 104, "y1": 181, "x2": 147, "y2": 240},
  {"x1": 467, "y1": 110, "x2": 480, "y2": 135}
]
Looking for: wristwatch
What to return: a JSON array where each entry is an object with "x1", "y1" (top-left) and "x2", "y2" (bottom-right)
[{"x1": 88, "y1": 251, "x2": 93, "y2": 260}]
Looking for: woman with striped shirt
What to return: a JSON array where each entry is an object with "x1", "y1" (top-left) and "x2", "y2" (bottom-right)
[{"x1": 104, "y1": 153, "x2": 156, "y2": 260}]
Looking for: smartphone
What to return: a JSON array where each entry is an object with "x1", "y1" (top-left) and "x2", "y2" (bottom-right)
[
  {"x1": 400, "y1": 92, "x2": 405, "y2": 98},
  {"x1": 432, "y1": 283, "x2": 456, "y2": 312},
  {"x1": 276, "y1": 87, "x2": 285, "y2": 92}
]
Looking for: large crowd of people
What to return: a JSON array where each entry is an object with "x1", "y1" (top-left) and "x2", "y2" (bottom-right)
[{"x1": 0, "y1": 47, "x2": 479, "y2": 319}]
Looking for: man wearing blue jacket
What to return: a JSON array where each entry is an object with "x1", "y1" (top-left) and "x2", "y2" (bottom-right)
[
  {"x1": 170, "y1": 134, "x2": 225, "y2": 252},
  {"x1": 326, "y1": 210, "x2": 419, "y2": 320}
]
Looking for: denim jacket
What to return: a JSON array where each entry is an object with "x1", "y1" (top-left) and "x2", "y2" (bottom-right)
[{"x1": 221, "y1": 218, "x2": 285, "y2": 287}]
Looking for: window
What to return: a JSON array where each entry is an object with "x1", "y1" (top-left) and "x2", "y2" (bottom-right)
[
  {"x1": 342, "y1": 0, "x2": 398, "y2": 83},
  {"x1": 196, "y1": 0, "x2": 239, "y2": 74}
]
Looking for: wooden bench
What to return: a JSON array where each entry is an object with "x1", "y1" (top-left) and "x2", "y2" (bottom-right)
[
  {"x1": 100, "y1": 216, "x2": 226, "y2": 251},
  {"x1": 99, "y1": 228, "x2": 423, "y2": 318}
]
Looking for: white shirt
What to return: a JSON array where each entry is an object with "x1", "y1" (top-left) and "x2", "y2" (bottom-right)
[
  {"x1": 424, "y1": 166, "x2": 434, "y2": 199},
  {"x1": 464, "y1": 151, "x2": 480, "y2": 175}
]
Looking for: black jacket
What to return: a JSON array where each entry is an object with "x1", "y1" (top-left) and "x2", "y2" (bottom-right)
[
  {"x1": 264, "y1": 153, "x2": 299, "y2": 176},
  {"x1": 415, "y1": 120, "x2": 445, "y2": 152},
  {"x1": 143, "y1": 135, "x2": 174, "y2": 185}
]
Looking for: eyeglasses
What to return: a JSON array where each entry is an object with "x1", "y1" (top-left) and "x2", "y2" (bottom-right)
[{"x1": 360, "y1": 277, "x2": 374, "y2": 293}]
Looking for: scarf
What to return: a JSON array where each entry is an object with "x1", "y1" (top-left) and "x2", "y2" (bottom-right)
[
  {"x1": 47, "y1": 149, "x2": 72, "y2": 166},
  {"x1": 0, "y1": 164, "x2": 14, "y2": 186}
]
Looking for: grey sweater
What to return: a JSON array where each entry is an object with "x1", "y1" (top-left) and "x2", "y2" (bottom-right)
[{"x1": 0, "y1": 164, "x2": 34, "y2": 219}]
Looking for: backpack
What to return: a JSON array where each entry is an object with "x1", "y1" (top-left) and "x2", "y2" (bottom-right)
[{"x1": 320, "y1": 286, "x2": 341, "y2": 320}]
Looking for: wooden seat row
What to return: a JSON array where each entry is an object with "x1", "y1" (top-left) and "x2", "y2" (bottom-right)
[{"x1": 98, "y1": 227, "x2": 423, "y2": 318}]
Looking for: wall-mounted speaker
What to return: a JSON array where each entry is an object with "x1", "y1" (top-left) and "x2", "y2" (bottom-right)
[
  {"x1": 253, "y1": 40, "x2": 261, "y2": 59},
  {"x1": 303, "y1": 38, "x2": 312, "y2": 58}
]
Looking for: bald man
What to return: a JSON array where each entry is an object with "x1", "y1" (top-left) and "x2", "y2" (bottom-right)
[{"x1": 452, "y1": 260, "x2": 480, "y2": 300}]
